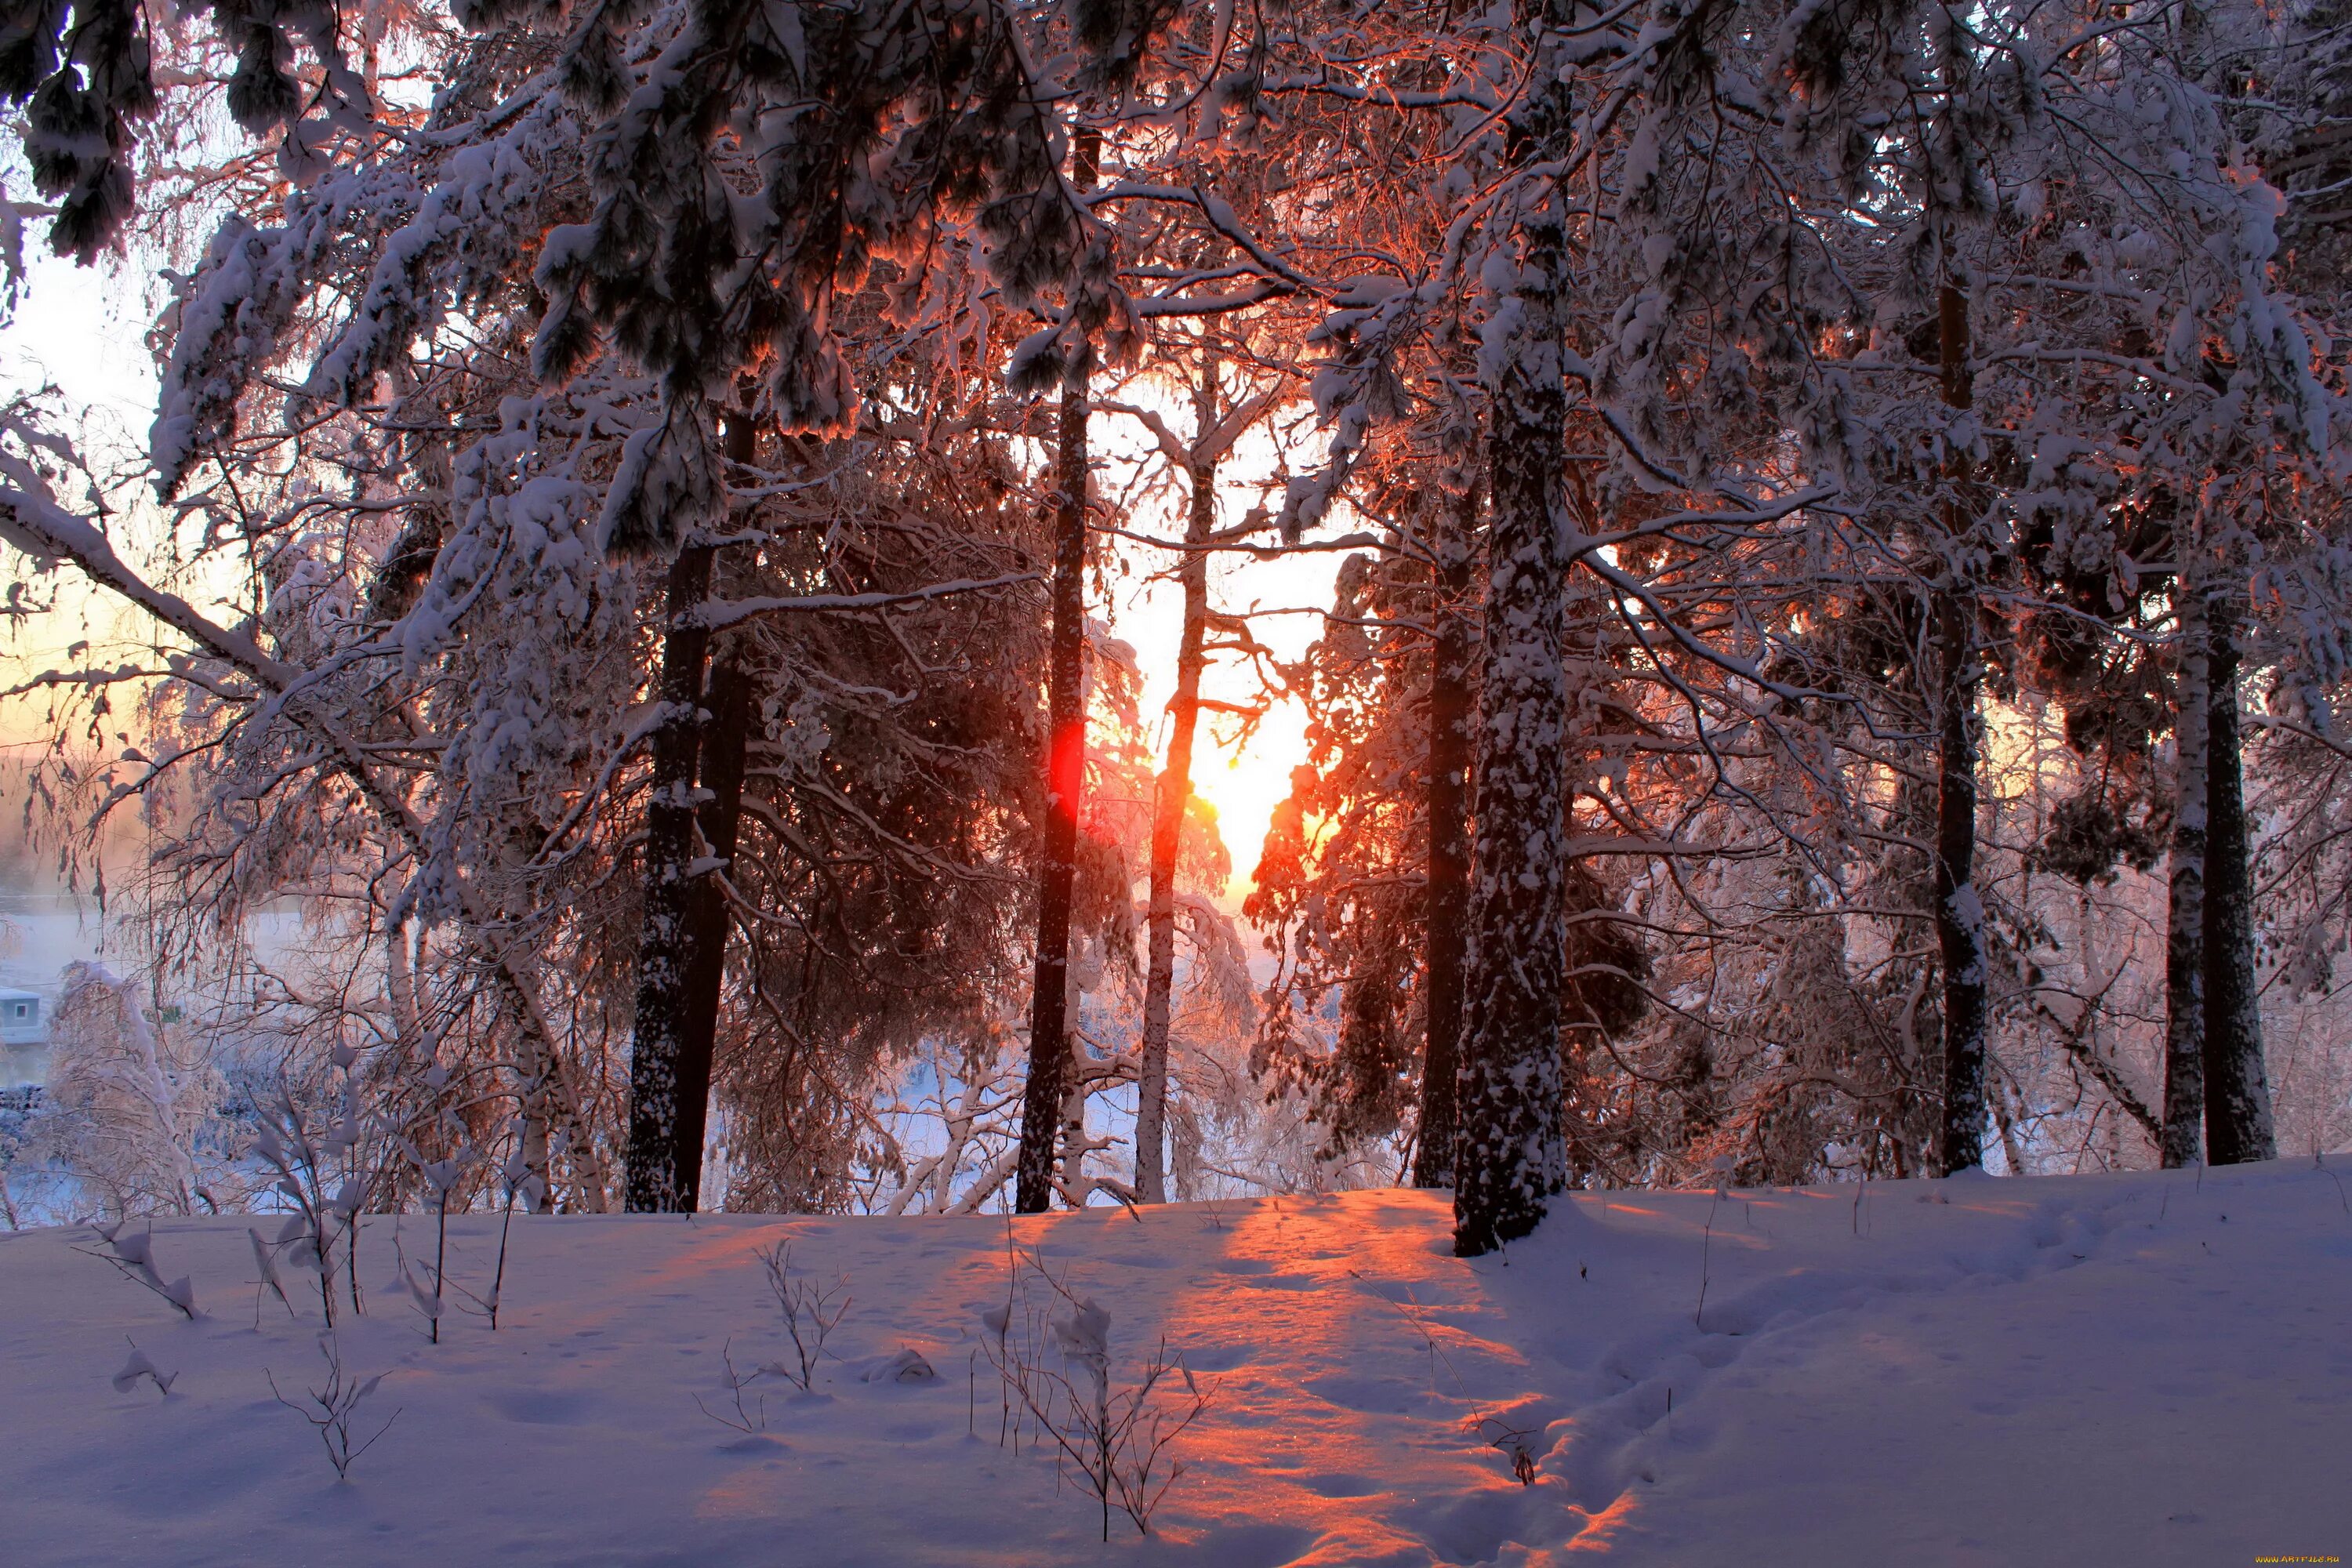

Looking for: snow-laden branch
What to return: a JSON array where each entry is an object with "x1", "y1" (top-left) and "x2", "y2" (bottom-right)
[
  {"x1": 0, "y1": 463, "x2": 289, "y2": 691},
  {"x1": 692, "y1": 572, "x2": 1037, "y2": 632}
]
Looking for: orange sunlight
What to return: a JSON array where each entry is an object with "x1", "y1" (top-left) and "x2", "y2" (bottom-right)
[{"x1": 1098, "y1": 379, "x2": 1342, "y2": 910}]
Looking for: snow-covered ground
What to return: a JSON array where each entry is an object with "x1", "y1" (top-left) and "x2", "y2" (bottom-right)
[{"x1": 4, "y1": 1160, "x2": 2348, "y2": 1566}]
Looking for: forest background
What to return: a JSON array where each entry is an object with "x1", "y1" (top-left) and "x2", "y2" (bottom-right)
[{"x1": 1, "y1": 0, "x2": 2348, "y2": 1252}]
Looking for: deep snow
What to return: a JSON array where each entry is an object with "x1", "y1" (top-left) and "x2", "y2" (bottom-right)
[{"x1": 3, "y1": 1160, "x2": 2348, "y2": 1566}]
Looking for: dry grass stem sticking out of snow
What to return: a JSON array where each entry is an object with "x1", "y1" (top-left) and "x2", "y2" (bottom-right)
[
  {"x1": 762, "y1": 1240, "x2": 851, "y2": 1392},
  {"x1": 694, "y1": 1338, "x2": 774, "y2": 1434},
  {"x1": 693, "y1": 1242, "x2": 852, "y2": 1431},
  {"x1": 980, "y1": 1232, "x2": 1209, "y2": 1540},
  {"x1": 2313, "y1": 1148, "x2": 2350, "y2": 1214}
]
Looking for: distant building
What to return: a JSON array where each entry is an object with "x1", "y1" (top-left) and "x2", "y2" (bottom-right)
[
  {"x1": 0, "y1": 988, "x2": 42, "y2": 1044},
  {"x1": 1, "y1": 987, "x2": 49, "y2": 1099}
]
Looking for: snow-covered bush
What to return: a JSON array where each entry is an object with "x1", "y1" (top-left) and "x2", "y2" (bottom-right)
[{"x1": 36, "y1": 964, "x2": 238, "y2": 1219}]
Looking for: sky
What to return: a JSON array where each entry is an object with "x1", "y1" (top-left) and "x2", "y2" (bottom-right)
[
  {"x1": 1089, "y1": 384, "x2": 1345, "y2": 906},
  {"x1": 2, "y1": 246, "x2": 175, "y2": 717}
]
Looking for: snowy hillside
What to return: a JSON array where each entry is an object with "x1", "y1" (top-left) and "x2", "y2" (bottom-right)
[{"x1": 4, "y1": 1162, "x2": 2348, "y2": 1566}]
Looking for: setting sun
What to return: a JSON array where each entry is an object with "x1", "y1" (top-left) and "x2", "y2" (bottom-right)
[{"x1": 1093, "y1": 380, "x2": 1343, "y2": 909}]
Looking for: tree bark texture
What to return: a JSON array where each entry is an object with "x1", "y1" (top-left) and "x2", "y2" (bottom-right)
[
  {"x1": 1454, "y1": 56, "x2": 1574, "y2": 1255},
  {"x1": 668, "y1": 632, "x2": 753, "y2": 1209},
  {"x1": 1412, "y1": 485, "x2": 1478, "y2": 1190},
  {"x1": 497, "y1": 950, "x2": 557, "y2": 1215},
  {"x1": 622, "y1": 409, "x2": 759, "y2": 1213},
  {"x1": 1933, "y1": 280, "x2": 1989, "y2": 1175},
  {"x1": 1133, "y1": 343, "x2": 1217, "y2": 1204},
  {"x1": 625, "y1": 538, "x2": 716, "y2": 1211},
  {"x1": 1013, "y1": 380, "x2": 1087, "y2": 1211},
  {"x1": 2161, "y1": 570, "x2": 2211, "y2": 1168},
  {"x1": 668, "y1": 412, "x2": 762, "y2": 1211},
  {"x1": 2200, "y1": 586, "x2": 2276, "y2": 1164},
  {"x1": 1014, "y1": 128, "x2": 1098, "y2": 1212}
]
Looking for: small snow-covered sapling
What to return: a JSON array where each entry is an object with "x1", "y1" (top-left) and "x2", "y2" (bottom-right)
[
  {"x1": 402, "y1": 1146, "x2": 470, "y2": 1345},
  {"x1": 760, "y1": 1240, "x2": 850, "y2": 1392},
  {"x1": 111, "y1": 1337, "x2": 176, "y2": 1397},
  {"x1": 249, "y1": 1226, "x2": 296, "y2": 1327},
  {"x1": 251, "y1": 1072, "x2": 381, "y2": 1327},
  {"x1": 267, "y1": 1332, "x2": 399, "y2": 1481},
  {"x1": 484, "y1": 1139, "x2": 540, "y2": 1330},
  {"x1": 78, "y1": 1221, "x2": 198, "y2": 1319},
  {"x1": 412, "y1": 1130, "x2": 543, "y2": 1338}
]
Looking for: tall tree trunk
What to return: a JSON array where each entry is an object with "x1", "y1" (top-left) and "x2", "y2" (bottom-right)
[
  {"x1": 2161, "y1": 566, "x2": 2212, "y2": 1167},
  {"x1": 1412, "y1": 483, "x2": 1477, "y2": 1190},
  {"x1": 624, "y1": 536, "x2": 716, "y2": 1212},
  {"x1": 623, "y1": 409, "x2": 760, "y2": 1213},
  {"x1": 492, "y1": 938, "x2": 557, "y2": 1216},
  {"x1": 1014, "y1": 131, "x2": 1100, "y2": 1214},
  {"x1": 511, "y1": 1032, "x2": 555, "y2": 1214},
  {"x1": 2201, "y1": 585, "x2": 2276, "y2": 1163},
  {"x1": 666, "y1": 633, "x2": 752, "y2": 1209},
  {"x1": 1133, "y1": 340, "x2": 1218, "y2": 1204},
  {"x1": 1454, "y1": 45, "x2": 1573, "y2": 1255},
  {"x1": 1933, "y1": 282, "x2": 1989, "y2": 1176},
  {"x1": 496, "y1": 950, "x2": 608, "y2": 1211},
  {"x1": 666, "y1": 412, "x2": 760, "y2": 1212}
]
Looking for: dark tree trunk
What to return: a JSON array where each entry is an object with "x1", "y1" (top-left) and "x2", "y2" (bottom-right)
[
  {"x1": 669, "y1": 633, "x2": 753, "y2": 1208},
  {"x1": 625, "y1": 538, "x2": 716, "y2": 1212},
  {"x1": 667, "y1": 412, "x2": 762, "y2": 1210},
  {"x1": 2161, "y1": 571, "x2": 2211, "y2": 1168},
  {"x1": 1013, "y1": 379, "x2": 1088, "y2": 1213},
  {"x1": 1929, "y1": 681, "x2": 1988, "y2": 1172},
  {"x1": 1412, "y1": 485, "x2": 1477, "y2": 1190},
  {"x1": 623, "y1": 410, "x2": 758, "y2": 1213},
  {"x1": 1454, "y1": 47, "x2": 1573, "y2": 1254},
  {"x1": 2201, "y1": 587, "x2": 2276, "y2": 1164},
  {"x1": 1930, "y1": 587, "x2": 1988, "y2": 1173},
  {"x1": 1015, "y1": 133, "x2": 1100, "y2": 1214},
  {"x1": 1134, "y1": 341, "x2": 1217, "y2": 1205},
  {"x1": 1933, "y1": 280, "x2": 1990, "y2": 1176}
]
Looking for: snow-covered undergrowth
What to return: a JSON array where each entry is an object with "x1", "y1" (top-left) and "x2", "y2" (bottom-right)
[{"x1": 4, "y1": 1161, "x2": 2348, "y2": 1566}]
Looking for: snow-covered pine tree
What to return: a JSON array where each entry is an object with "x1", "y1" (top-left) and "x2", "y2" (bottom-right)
[
  {"x1": 1445, "y1": 0, "x2": 1585, "y2": 1255},
  {"x1": 0, "y1": 0, "x2": 387, "y2": 260}
]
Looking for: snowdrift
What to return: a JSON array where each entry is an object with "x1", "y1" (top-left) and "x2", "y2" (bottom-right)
[{"x1": 3, "y1": 1160, "x2": 2347, "y2": 1566}]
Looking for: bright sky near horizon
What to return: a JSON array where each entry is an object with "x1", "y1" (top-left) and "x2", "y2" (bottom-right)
[
  {"x1": 1091, "y1": 386, "x2": 1345, "y2": 906},
  {"x1": 2, "y1": 251, "x2": 1346, "y2": 907},
  {"x1": 2, "y1": 249, "x2": 172, "y2": 715}
]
